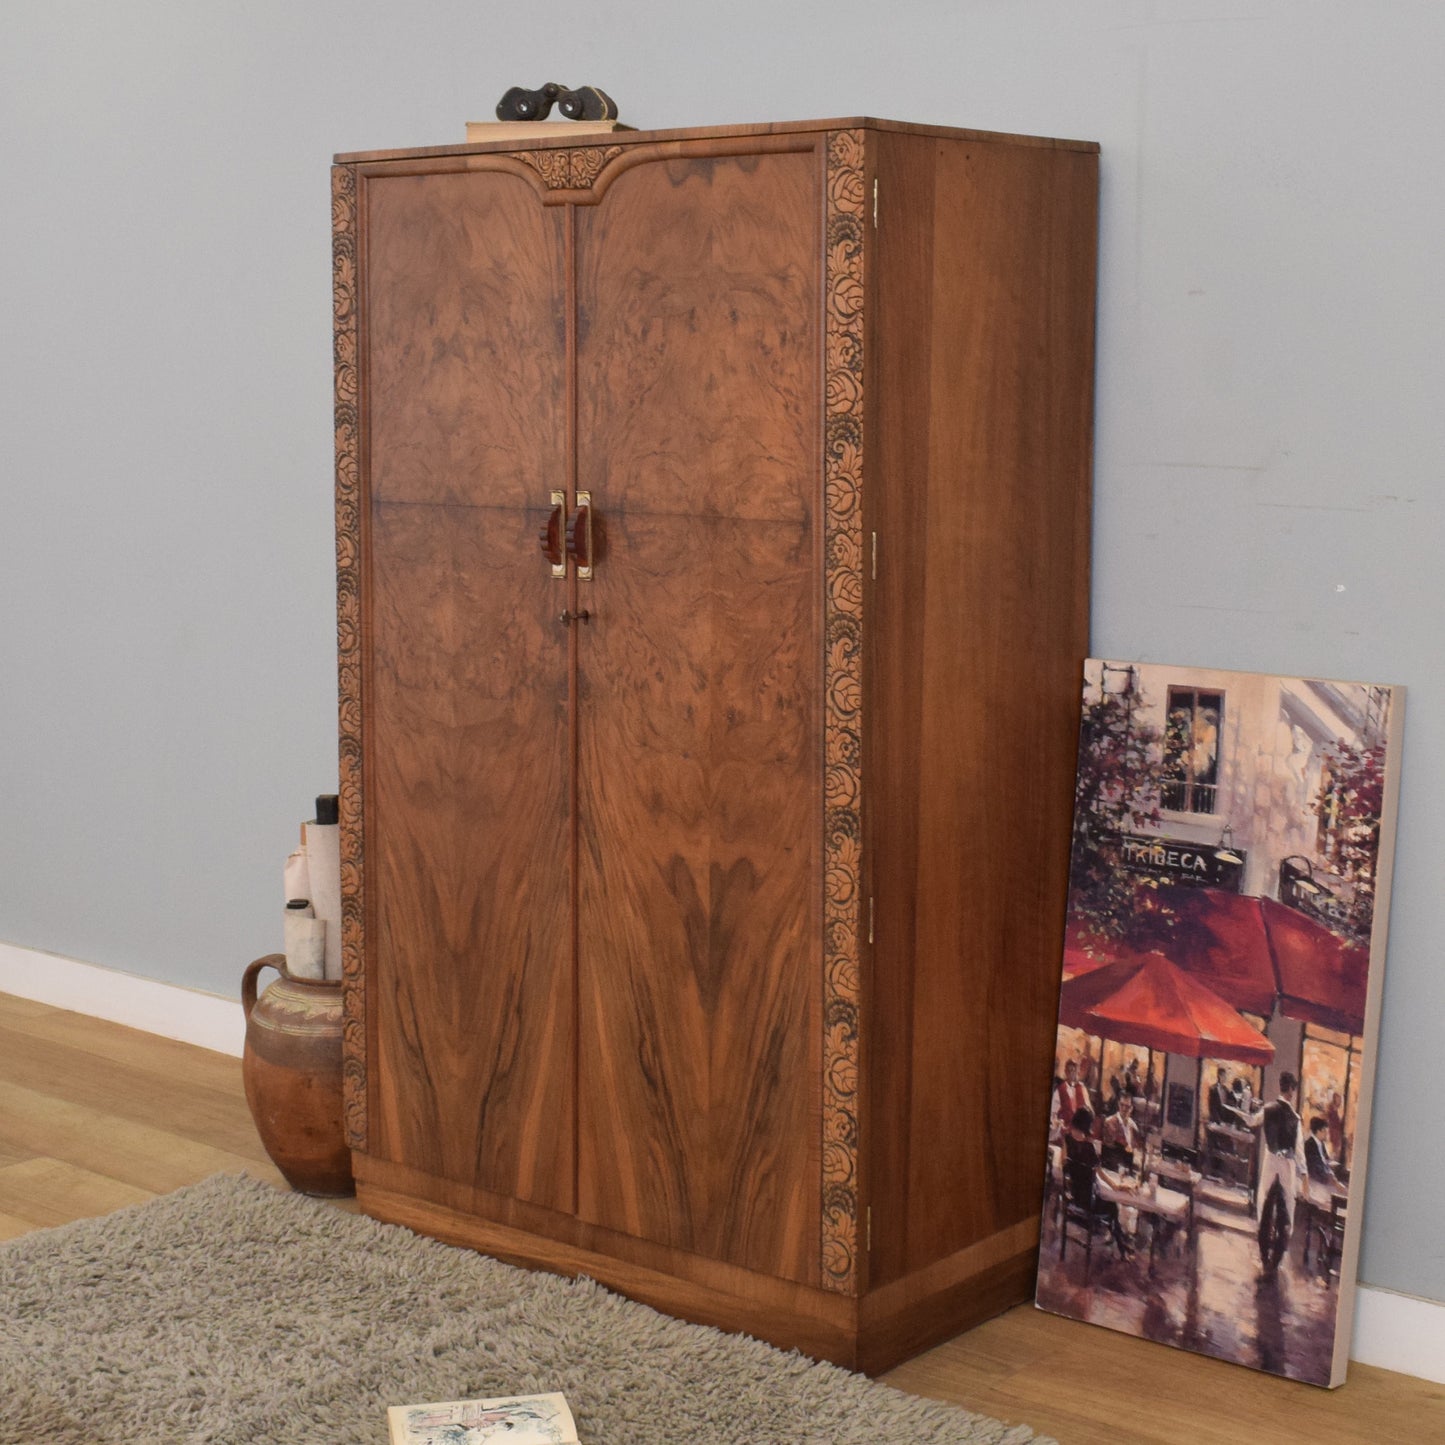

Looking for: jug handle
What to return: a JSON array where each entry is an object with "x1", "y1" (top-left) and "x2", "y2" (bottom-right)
[{"x1": 242, "y1": 954, "x2": 287, "y2": 1021}]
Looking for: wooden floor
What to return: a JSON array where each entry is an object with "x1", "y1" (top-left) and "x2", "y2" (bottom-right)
[{"x1": 1, "y1": 991, "x2": 1440, "y2": 1444}]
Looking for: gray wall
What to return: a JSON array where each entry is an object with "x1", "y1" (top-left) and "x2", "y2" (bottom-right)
[{"x1": 3, "y1": 2, "x2": 1441, "y2": 1302}]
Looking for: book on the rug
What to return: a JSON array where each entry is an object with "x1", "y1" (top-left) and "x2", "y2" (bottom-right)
[{"x1": 387, "y1": 1391, "x2": 578, "y2": 1444}]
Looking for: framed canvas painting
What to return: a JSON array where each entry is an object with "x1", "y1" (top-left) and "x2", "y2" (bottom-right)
[{"x1": 1034, "y1": 659, "x2": 1403, "y2": 1388}]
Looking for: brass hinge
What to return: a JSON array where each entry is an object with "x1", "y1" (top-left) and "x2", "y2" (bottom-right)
[
  {"x1": 868, "y1": 896, "x2": 875, "y2": 945},
  {"x1": 866, "y1": 1206, "x2": 873, "y2": 1251},
  {"x1": 872, "y1": 177, "x2": 879, "y2": 229},
  {"x1": 871, "y1": 531, "x2": 878, "y2": 581}
]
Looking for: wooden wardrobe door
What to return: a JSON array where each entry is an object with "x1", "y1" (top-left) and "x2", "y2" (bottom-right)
[
  {"x1": 572, "y1": 145, "x2": 825, "y2": 1283},
  {"x1": 363, "y1": 169, "x2": 575, "y2": 1211}
]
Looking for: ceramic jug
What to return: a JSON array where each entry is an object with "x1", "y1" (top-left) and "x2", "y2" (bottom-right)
[{"x1": 241, "y1": 954, "x2": 354, "y2": 1197}]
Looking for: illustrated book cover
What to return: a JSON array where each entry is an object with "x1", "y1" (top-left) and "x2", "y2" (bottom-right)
[
  {"x1": 1034, "y1": 659, "x2": 1402, "y2": 1388},
  {"x1": 387, "y1": 1391, "x2": 578, "y2": 1444}
]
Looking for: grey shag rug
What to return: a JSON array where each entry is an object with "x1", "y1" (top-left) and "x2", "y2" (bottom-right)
[{"x1": 0, "y1": 1174, "x2": 1049, "y2": 1444}]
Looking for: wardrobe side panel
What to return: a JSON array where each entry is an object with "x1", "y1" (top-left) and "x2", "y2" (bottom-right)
[{"x1": 866, "y1": 132, "x2": 1097, "y2": 1282}]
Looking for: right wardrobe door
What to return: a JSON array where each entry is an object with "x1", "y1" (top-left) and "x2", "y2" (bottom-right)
[{"x1": 571, "y1": 139, "x2": 827, "y2": 1286}]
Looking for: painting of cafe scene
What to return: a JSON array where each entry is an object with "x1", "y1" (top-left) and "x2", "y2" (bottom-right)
[{"x1": 1035, "y1": 659, "x2": 1402, "y2": 1387}]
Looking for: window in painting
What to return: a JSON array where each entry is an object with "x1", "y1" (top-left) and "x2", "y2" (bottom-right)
[
  {"x1": 1053, "y1": 1026, "x2": 1100, "y2": 1092},
  {"x1": 1301, "y1": 1024, "x2": 1361, "y2": 1173},
  {"x1": 1203, "y1": 1059, "x2": 1263, "y2": 1114},
  {"x1": 1162, "y1": 687, "x2": 1223, "y2": 813},
  {"x1": 1099, "y1": 1040, "x2": 1155, "y2": 1102},
  {"x1": 1199, "y1": 1022, "x2": 1267, "y2": 1131}
]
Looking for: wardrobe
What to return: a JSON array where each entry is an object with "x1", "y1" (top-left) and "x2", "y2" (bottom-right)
[{"x1": 332, "y1": 117, "x2": 1097, "y2": 1372}]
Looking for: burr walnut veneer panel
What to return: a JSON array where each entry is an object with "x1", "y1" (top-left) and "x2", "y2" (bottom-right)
[
  {"x1": 363, "y1": 169, "x2": 573, "y2": 1212},
  {"x1": 367, "y1": 504, "x2": 573, "y2": 1211},
  {"x1": 365, "y1": 171, "x2": 567, "y2": 510},
  {"x1": 574, "y1": 150, "x2": 823, "y2": 1284}
]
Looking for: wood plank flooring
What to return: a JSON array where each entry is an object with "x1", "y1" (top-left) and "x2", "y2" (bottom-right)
[{"x1": 1, "y1": 991, "x2": 1440, "y2": 1442}]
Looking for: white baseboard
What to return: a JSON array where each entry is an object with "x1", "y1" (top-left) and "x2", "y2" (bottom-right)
[
  {"x1": 1350, "y1": 1285, "x2": 1445, "y2": 1385},
  {"x1": 1, "y1": 939, "x2": 1443, "y2": 1383},
  {"x1": 0, "y1": 939, "x2": 245, "y2": 1057}
]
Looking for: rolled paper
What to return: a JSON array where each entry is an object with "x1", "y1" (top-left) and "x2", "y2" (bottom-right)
[
  {"x1": 305, "y1": 795, "x2": 342, "y2": 981},
  {"x1": 284, "y1": 908, "x2": 327, "y2": 980},
  {"x1": 284, "y1": 847, "x2": 311, "y2": 909}
]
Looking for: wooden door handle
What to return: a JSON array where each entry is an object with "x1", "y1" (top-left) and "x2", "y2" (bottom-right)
[
  {"x1": 539, "y1": 492, "x2": 565, "y2": 576},
  {"x1": 566, "y1": 492, "x2": 594, "y2": 579}
]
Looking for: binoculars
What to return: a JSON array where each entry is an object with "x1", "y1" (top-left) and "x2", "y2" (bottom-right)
[{"x1": 495, "y1": 83, "x2": 619, "y2": 123}]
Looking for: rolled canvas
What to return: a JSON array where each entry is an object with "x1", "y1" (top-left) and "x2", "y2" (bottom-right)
[{"x1": 303, "y1": 819, "x2": 343, "y2": 982}]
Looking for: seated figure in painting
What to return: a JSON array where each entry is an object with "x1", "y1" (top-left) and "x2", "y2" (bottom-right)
[
  {"x1": 1304, "y1": 1115, "x2": 1342, "y2": 1192},
  {"x1": 1298, "y1": 1114, "x2": 1346, "y2": 1273},
  {"x1": 1063, "y1": 1106, "x2": 1131, "y2": 1259},
  {"x1": 1100, "y1": 1091, "x2": 1143, "y2": 1174}
]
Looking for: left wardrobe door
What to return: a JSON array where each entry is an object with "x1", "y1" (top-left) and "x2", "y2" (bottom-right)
[{"x1": 360, "y1": 166, "x2": 576, "y2": 1211}]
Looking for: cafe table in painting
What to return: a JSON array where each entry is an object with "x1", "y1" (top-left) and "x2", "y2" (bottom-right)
[
  {"x1": 1299, "y1": 1176, "x2": 1351, "y2": 1281},
  {"x1": 1095, "y1": 1165, "x2": 1192, "y2": 1271},
  {"x1": 1048, "y1": 1146, "x2": 1201, "y2": 1271}
]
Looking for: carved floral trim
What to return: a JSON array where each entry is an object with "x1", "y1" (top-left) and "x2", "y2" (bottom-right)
[
  {"x1": 821, "y1": 128, "x2": 865, "y2": 1294},
  {"x1": 515, "y1": 145, "x2": 625, "y2": 192},
  {"x1": 332, "y1": 163, "x2": 367, "y2": 1151}
]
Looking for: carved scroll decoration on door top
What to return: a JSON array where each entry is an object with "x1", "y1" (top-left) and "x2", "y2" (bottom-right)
[{"x1": 515, "y1": 145, "x2": 626, "y2": 191}]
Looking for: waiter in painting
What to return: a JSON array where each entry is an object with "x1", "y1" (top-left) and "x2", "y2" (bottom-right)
[{"x1": 1253, "y1": 1071, "x2": 1308, "y2": 1275}]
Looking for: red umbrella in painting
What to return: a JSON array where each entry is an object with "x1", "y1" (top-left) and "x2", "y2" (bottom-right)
[
  {"x1": 1142, "y1": 886, "x2": 1369, "y2": 1035},
  {"x1": 1058, "y1": 950, "x2": 1276, "y2": 1065},
  {"x1": 1066, "y1": 885, "x2": 1371, "y2": 1035},
  {"x1": 1147, "y1": 886, "x2": 1281, "y2": 1018}
]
